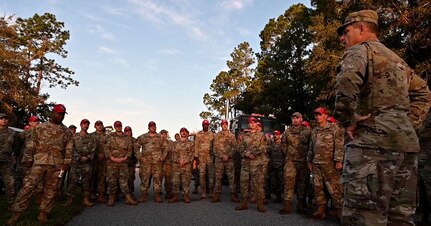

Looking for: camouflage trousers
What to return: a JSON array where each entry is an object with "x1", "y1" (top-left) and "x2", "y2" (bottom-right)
[
  {"x1": 139, "y1": 159, "x2": 163, "y2": 195},
  {"x1": 172, "y1": 163, "x2": 192, "y2": 195},
  {"x1": 92, "y1": 161, "x2": 107, "y2": 196},
  {"x1": 313, "y1": 163, "x2": 343, "y2": 209},
  {"x1": 66, "y1": 163, "x2": 93, "y2": 197},
  {"x1": 341, "y1": 147, "x2": 417, "y2": 226},
  {"x1": 240, "y1": 159, "x2": 265, "y2": 200},
  {"x1": 163, "y1": 163, "x2": 173, "y2": 194},
  {"x1": 15, "y1": 163, "x2": 30, "y2": 192},
  {"x1": 11, "y1": 164, "x2": 61, "y2": 214},
  {"x1": 198, "y1": 157, "x2": 215, "y2": 192},
  {"x1": 0, "y1": 162, "x2": 16, "y2": 207},
  {"x1": 269, "y1": 163, "x2": 284, "y2": 195},
  {"x1": 283, "y1": 160, "x2": 308, "y2": 202},
  {"x1": 214, "y1": 158, "x2": 235, "y2": 194},
  {"x1": 106, "y1": 163, "x2": 130, "y2": 195},
  {"x1": 233, "y1": 152, "x2": 242, "y2": 192},
  {"x1": 128, "y1": 164, "x2": 136, "y2": 194}
]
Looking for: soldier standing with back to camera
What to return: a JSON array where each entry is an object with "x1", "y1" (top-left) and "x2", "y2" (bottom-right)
[
  {"x1": 267, "y1": 130, "x2": 285, "y2": 203},
  {"x1": 7, "y1": 104, "x2": 73, "y2": 224},
  {"x1": 334, "y1": 9, "x2": 431, "y2": 226},
  {"x1": 124, "y1": 126, "x2": 138, "y2": 197},
  {"x1": 160, "y1": 129, "x2": 174, "y2": 199}
]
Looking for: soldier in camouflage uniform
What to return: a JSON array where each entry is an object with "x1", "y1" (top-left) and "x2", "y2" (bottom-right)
[
  {"x1": 307, "y1": 107, "x2": 344, "y2": 220},
  {"x1": 334, "y1": 10, "x2": 431, "y2": 226},
  {"x1": 124, "y1": 126, "x2": 138, "y2": 197},
  {"x1": 7, "y1": 104, "x2": 73, "y2": 224},
  {"x1": 279, "y1": 112, "x2": 311, "y2": 215},
  {"x1": 235, "y1": 117, "x2": 267, "y2": 213},
  {"x1": 267, "y1": 130, "x2": 285, "y2": 203},
  {"x1": 0, "y1": 113, "x2": 19, "y2": 209},
  {"x1": 91, "y1": 120, "x2": 109, "y2": 203},
  {"x1": 211, "y1": 119, "x2": 239, "y2": 203},
  {"x1": 64, "y1": 119, "x2": 97, "y2": 207},
  {"x1": 168, "y1": 127, "x2": 195, "y2": 203},
  {"x1": 194, "y1": 120, "x2": 215, "y2": 199},
  {"x1": 136, "y1": 121, "x2": 168, "y2": 203},
  {"x1": 160, "y1": 129, "x2": 174, "y2": 199},
  {"x1": 104, "y1": 121, "x2": 137, "y2": 206}
]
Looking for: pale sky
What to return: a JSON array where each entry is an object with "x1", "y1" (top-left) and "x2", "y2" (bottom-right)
[{"x1": 1, "y1": 0, "x2": 307, "y2": 136}]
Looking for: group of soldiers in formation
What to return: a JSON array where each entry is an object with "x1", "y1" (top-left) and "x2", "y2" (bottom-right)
[
  {"x1": 2, "y1": 9, "x2": 431, "y2": 226},
  {"x1": 0, "y1": 102, "x2": 350, "y2": 225}
]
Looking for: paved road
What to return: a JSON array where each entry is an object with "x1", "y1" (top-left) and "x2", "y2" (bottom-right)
[{"x1": 67, "y1": 171, "x2": 338, "y2": 226}]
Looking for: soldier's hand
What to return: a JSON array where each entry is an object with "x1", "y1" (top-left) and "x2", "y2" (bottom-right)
[
  {"x1": 248, "y1": 153, "x2": 255, "y2": 159},
  {"x1": 98, "y1": 153, "x2": 105, "y2": 161},
  {"x1": 194, "y1": 157, "x2": 199, "y2": 166},
  {"x1": 307, "y1": 162, "x2": 313, "y2": 172},
  {"x1": 347, "y1": 113, "x2": 371, "y2": 140},
  {"x1": 335, "y1": 162, "x2": 343, "y2": 171},
  {"x1": 222, "y1": 155, "x2": 229, "y2": 162},
  {"x1": 23, "y1": 161, "x2": 33, "y2": 169}
]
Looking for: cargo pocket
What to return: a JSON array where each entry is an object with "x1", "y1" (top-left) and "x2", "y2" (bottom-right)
[{"x1": 342, "y1": 147, "x2": 379, "y2": 210}]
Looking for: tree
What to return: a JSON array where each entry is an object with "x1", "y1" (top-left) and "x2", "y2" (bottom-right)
[
  {"x1": 201, "y1": 42, "x2": 255, "y2": 119},
  {"x1": 0, "y1": 13, "x2": 78, "y2": 127},
  {"x1": 236, "y1": 4, "x2": 314, "y2": 122},
  {"x1": 16, "y1": 13, "x2": 78, "y2": 95}
]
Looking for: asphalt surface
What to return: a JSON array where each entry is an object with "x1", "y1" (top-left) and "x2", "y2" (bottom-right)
[{"x1": 67, "y1": 170, "x2": 339, "y2": 226}]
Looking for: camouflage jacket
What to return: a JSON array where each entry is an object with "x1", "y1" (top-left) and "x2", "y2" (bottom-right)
[
  {"x1": 239, "y1": 131, "x2": 267, "y2": 166},
  {"x1": 23, "y1": 122, "x2": 73, "y2": 166},
  {"x1": 334, "y1": 41, "x2": 431, "y2": 152},
  {"x1": 268, "y1": 138, "x2": 285, "y2": 168},
  {"x1": 128, "y1": 137, "x2": 138, "y2": 166},
  {"x1": 0, "y1": 127, "x2": 19, "y2": 163},
  {"x1": 194, "y1": 130, "x2": 215, "y2": 162},
  {"x1": 136, "y1": 132, "x2": 168, "y2": 164},
  {"x1": 282, "y1": 125, "x2": 311, "y2": 162},
  {"x1": 72, "y1": 132, "x2": 97, "y2": 164},
  {"x1": 105, "y1": 132, "x2": 132, "y2": 162},
  {"x1": 307, "y1": 123, "x2": 344, "y2": 165},
  {"x1": 163, "y1": 139, "x2": 174, "y2": 165},
  {"x1": 213, "y1": 130, "x2": 237, "y2": 160},
  {"x1": 91, "y1": 131, "x2": 108, "y2": 162},
  {"x1": 172, "y1": 139, "x2": 195, "y2": 164}
]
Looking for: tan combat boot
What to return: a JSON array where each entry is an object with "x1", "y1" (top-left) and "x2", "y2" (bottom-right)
[
  {"x1": 313, "y1": 205, "x2": 326, "y2": 219},
  {"x1": 257, "y1": 198, "x2": 266, "y2": 213},
  {"x1": 125, "y1": 193, "x2": 138, "y2": 205},
  {"x1": 279, "y1": 200, "x2": 292, "y2": 215},
  {"x1": 138, "y1": 194, "x2": 147, "y2": 203},
  {"x1": 37, "y1": 212, "x2": 48, "y2": 223},
  {"x1": 184, "y1": 193, "x2": 191, "y2": 203},
  {"x1": 97, "y1": 194, "x2": 107, "y2": 203},
  {"x1": 235, "y1": 199, "x2": 248, "y2": 211},
  {"x1": 6, "y1": 212, "x2": 21, "y2": 225},
  {"x1": 62, "y1": 196, "x2": 73, "y2": 207},
  {"x1": 211, "y1": 193, "x2": 220, "y2": 203},
  {"x1": 155, "y1": 192, "x2": 163, "y2": 203},
  {"x1": 107, "y1": 194, "x2": 115, "y2": 206},
  {"x1": 230, "y1": 193, "x2": 240, "y2": 203},
  {"x1": 168, "y1": 194, "x2": 179, "y2": 203},
  {"x1": 83, "y1": 196, "x2": 95, "y2": 207}
]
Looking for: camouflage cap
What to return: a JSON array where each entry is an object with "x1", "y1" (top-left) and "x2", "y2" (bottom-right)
[
  {"x1": 160, "y1": 129, "x2": 168, "y2": 134},
  {"x1": 337, "y1": 10, "x2": 378, "y2": 35},
  {"x1": 291, "y1": 112, "x2": 302, "y2": 118},
  {"x1": 0, "y1": 113, "x2": 8, "y2": 118}
]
